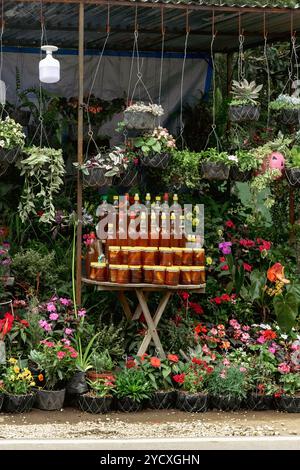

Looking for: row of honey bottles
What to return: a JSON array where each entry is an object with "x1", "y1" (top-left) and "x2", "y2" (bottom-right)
[{"x1": 107, "y1": 246, "x2": 205, "y2": 266}]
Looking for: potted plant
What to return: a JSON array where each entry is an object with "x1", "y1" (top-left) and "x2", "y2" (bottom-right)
[
  {"x1": 269, "y1": 94, "x2": 300, "y2": 125},
  {"x1": 114, "y1": 368, "x2": 154, "y2": 412},
  {"x1": 123, "y1": 102, "x2": 164, "y2": 130},
  {"x1": 135, "y1": 127, "x2": 176, "y2": 169},
  {"x1": 285, "y1": 145, "x2": 300, "y2": 187},
  {"x1": 246, "y1": 346, "x2": 277, "y2": 411},
  {"x1": 229, "y1": 150, "x2": 258, "y2": 182},
  {"x1": 175, "y1": 360, "x2": 211, "y2": 413},
  {"x1": 275, "y1": 373, "x2": 300, "y2": 413},
  {"x1": 0, "y1": 116, "x2": 26, "y2": 164},
  {"x1": 229, "y1": 79, "x2": 263, "y2": 122},
  {"x1": 86, "y1": 349, "x2": 116, "y2": 382},
  {"x1": 74, "y1": 147, "x2": 128, "y2": 188},
  {"x1": 0, "y1": 311, "x2": 14, "y2": 364},
  {"x1": 16, "y1": 146, "x2": 65, "y2": 224},
  {"x1": 78, "y1": 378, "x2": 115, "y2": 414},
  {"x1": 0, "y1": 357, "x2": 35, "y2": 413},
  {"x1": 29, "y1": 340, "x2": 78, "y2": 410},
  {"x1": 200, "y1": 148, "x2": 233, "y2": 180},
  {"x1": 207, "y1": 364, "x2": 248, "y2": 411}
]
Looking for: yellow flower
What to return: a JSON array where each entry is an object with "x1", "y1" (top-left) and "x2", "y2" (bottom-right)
[
  {"x1": 30, "y1": 382, "x2": 35, "y2": 387},
  {"x1": 9, "y1": 358, "x2": 17, "y2": 364},
  {"x1": 192, "y1": 218, "x2": 200, "y2": 227},
  {"x1": 9, "y1": 375, "x2": 15, "y2": 381},
  {"x1": 206, "y1": 257, "x2": 213, "y2": 265},
  {"x1": 13, "y1": 366, "x2": 20, "y2": 374}
]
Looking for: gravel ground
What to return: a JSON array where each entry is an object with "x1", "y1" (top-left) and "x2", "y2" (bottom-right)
[{"x1": 0, "y1": 408, "x2": 299, "y2": 440}]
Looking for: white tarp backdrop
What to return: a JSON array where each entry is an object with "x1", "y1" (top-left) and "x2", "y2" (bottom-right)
[{"x1": 2, "y1": 48, "x2": 211, "y2": 144}]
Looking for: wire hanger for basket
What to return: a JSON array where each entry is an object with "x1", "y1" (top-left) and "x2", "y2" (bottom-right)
[
  {"x1": 237, "y1": 12, "x2": 245, "y2": 83},
  {"x1": 179, "y1": 8, "x2": 190, "y2": 148},
  {"x1": 281, "y1": 12, "x2": 298, "y2": 96},
  {"x1": 158, "y1": 6, "x2": 165, "y2": 127},
  {"x1": 263, "y1": 13, "x2": 271, "y2": 128}
]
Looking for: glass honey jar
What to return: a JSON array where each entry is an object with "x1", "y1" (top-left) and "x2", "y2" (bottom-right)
[
  {"x1": 89, "y1": 263, "x2": 97, "y2": 280},
  {"x1": 182, "y1": 248, "x2": 193, "y2": 266},
  {"x1": 165, "y1": 267, "x2": 180, "y2": 286},
  {"x1": 143, "y1": 266, "x2": 154, "y2": 284},
  {"x1": 90, "y1": 262, "x2": 107, "y2": 282},
  {"x1": 159, "y1": 248, "x2": 173, "y2": 267},
  {"x1": 109, "y1": 265, "x2": 118, "y2": 283},
  {"x1": 191, "y1": 267, "x2": 206, "y2": 285},
  {"x1": 173, "y1": 248, "x2": 183, "y2": 266},
  {"x1": 193, "y1": 248, "x2": 205, "y2": 266},
  {"x1": 127, "y1": 247, "x2": 142, "y2": 266},
  {"x1": 108, "y1": 246, "x2": 121, "y2": 265},
  {"x1": 116, "y1": 265, "x2": 130, "y2": 284},
  {"x1": 121, "y1": 247, "x2": 129, "y2": 265},
  {"x1": 143, "y1": 247, "x2": 158, "y2": 266},
  {"x1": 153, "y1": 266, "x2": 166, "y2": 285},
  {"x1": 129, "y1": 265, "x2": 143, "y2": 284},
  {"x1": 180, "y1": 266, "x2": 192, "y2": 285}
]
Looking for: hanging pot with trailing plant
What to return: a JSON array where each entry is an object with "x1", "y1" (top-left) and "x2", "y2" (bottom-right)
[
  {"x1": 201, "y1": 162, "x2": 230, "y2": 180},
  {"x1": 124, "y1": 103, "x2": 164, "y2": 130},
  {"x1": 0, "y1": 116, "x2": 25, "y2": 165}
]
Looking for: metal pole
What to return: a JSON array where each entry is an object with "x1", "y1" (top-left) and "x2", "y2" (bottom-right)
[{"x1": 76, "y1": 1, "x2": 84, "y2": 306}]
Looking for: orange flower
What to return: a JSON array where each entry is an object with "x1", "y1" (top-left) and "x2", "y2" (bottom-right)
[
  {"x1": 38, "y1": 374, "x2": 44, "y2": 382},
  {"x1": 220, "y1": 341, "x2": 230, "y2": 350},
  {"x1": 167, "y1": 354, "x2": 179, "y2": 363},
  {"x1": 267, "y1": 263, "x2": 290, "y2": 284},
  {"x1": 150, "y1": 357, "x2": 161, "y2": 368},
  {"x1": 140, "y1": 353, "x2": 149, "y2": 362}
]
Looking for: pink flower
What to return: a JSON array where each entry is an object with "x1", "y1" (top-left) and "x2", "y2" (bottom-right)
[
  {"x1": 38, "y1": 319, "x2": 52, "y2": 332},
  {"x1": 223, "y1": 358, "x2": 230, "y2": 366},
  {"x1": 268, "y1": 346, "x2": 276, "y2": 354},
  {"x1": 220, "y1": 369, "x2": 227, "y2": 379},
  {"x1": 46, "y1": 302, "x2": 56, "y2": 313},
  {"x1": 49, "y1": 312, "x2": 59, "y2": 321},
  {"x1": 242, "y1": 325, "x2": 250, "y2": 331},
  {"x1": 64, "y1": 328, "x2": 73, "y2": 336},
  {"x1": 202, "y1": 344, "x2": 210, "y2": 354},
  {"x1": 257, "y1": 336, "x2": 266, "y2": 344},
  {"x1": 278, "y1": 363, "x2": 290, "y2": 374},
  {"x1": 70, "y1": 352, "x2": 78, "y2": 358},
  {"x1": 239, "y1": 367, "x2": 247, "y2": 373},
  {"x1": 210, "y1": 328, "x2": 218, "y2": 336},
  {"x1": 229, "y1": 319, "x2": 240, "y2": 329},
  {"x1": 57, "y1": 351, "x2": 66, "y2": 360},
  {"x1": 59, "y1": 298, "x2": 72, "y2": 306},
  {"x1": 241, "y1": 333, "x2": 250, "y2": 343},
  {"x1": 61, "y1": 338, "x2": 71, "y2": 346},
  {"x1": 78, "y1": 309, "x2": 86, "y2": 318},
  {"x1": 243, "y1": 263, "x2": 252, "y2": 272}
]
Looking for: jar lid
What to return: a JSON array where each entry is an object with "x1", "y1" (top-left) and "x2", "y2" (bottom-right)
[
  {"x1": 121, "y1": 247, "x2": 129, "y2": 251},
  {"x1": 159, "y1": 247, "x2": 173, "y2": 252},
  {"x1": 109, "y1": 264, "x2": 120, "y2": 268},
  {"x1": 191, "y1": 267, "x2": 205, "y2": 271},
  {"x1": 126, "y1": 246, "x2": 141, "y2": 251},
  {"x1": 115, "y1": 265, "x2": 129, "y2": 269},
  {"x1": 193, "y1": 248, "x2": 205, "y2": 252},
  {"x1": 166, "y1": 267, "x2": 180, "y2": 272},
  {"x1": 91, "y1": 262, "x2": 107, "y2": 267},
  {"x1": 129, "y1": 265, "x2": 142, "y2": 269},
  {"x1": 109, "y1": 246, "x2": 121, "y2": 251},
  {"x1": 182, "y1": 248, "x2": 193, "y2": 252},
  {"x1": 143, "y1": 247, "x2": 158, "y2": 252},
  {"x1": 155, "y1": 266, "x2": 166, "y2": 271},
  {"x1": 143, "y1": 266, "x2": 155, "y2": 270},
  {"x1": 180, "y1": 266, "x2": 192, "y2": 271},
  {"x1": 173, "y1": 247, "x2": 183, "y2": 252}
]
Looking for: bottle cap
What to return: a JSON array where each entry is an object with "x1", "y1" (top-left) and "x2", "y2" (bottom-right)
[
  {"x1": 170, "y1": 213, "x2": 176, "y2": 220},
  {"x1": 146, "y1": 193, "x2": 151, "y2": 200},
  {"x1": 163, "y1": 193, "x2": 169, "y2": 201},
  {"x1": 155, "y1": 196, "x2": 161, "y2": 201},
  {"x1": 134, "y1": 193, "x2": 139, "y2": 201},
  {"x1": 102, "y1": 195, "x2": 108, "y2": 201},
  {"x1": 113, "y1": 195, "x2": 118, "y2": 200},
  {"x1": 173, "y1": 194, "x2": 178, "y2": 201},
  {"x1": 108, "y1": 223, "x2": 114, "y2": 228},
  {"x1": 161, "y1": 213, "x2": 167, "y2": 220}
]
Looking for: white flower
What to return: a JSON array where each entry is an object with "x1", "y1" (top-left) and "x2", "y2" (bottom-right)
[
  {"x1": 281, "y1": 334, "x2": 288, "y2": 340},
  {"x1": 228, "y1": 155, "x2": 239, "y2": 162}
]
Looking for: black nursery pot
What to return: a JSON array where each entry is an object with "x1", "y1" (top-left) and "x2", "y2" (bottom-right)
[
  {"x1": 210, "y1": 395, "x2": 242, "y2": 411},
  {"x1": 147, "y1": 390, "x2": 176, "y2": 410},
  {"x1": 78, "y1": 394, "x2": 113, "y2": 414},
  {"x1": 246, "y1": 393, "x2": 274, "y2": 411},
  {"x1": 176, "y1": 391, "x2": 208, "y2": 413},
  {"x1": 116, "y1": 397, "x2": 143, "y2": 412},
  {"x1": 0, "y1": 393, "x2": 4, "y2": 411},
  {"x1": 275, "y1": 396, "x2": 300, "y2": 413},
  {"x1": 140, "y1": 152, "x2": 171, "y2": 170},
  {"x1": 3, "y1": 393, "x2": 35, "y2": 413},
  {"x1": 230, "y1": 166, "x2": 253, "y2": 182},
  {"x1": 35, "y1": 389, "x2": 66, "y2": 411}
]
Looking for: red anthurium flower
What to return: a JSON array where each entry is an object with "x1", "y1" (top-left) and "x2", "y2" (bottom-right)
[{"x1": 267, "y1": 263, "x2": 290, "y2": 284}]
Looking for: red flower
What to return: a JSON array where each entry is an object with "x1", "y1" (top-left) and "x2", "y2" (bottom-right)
[
  {"x1": 126, "y1": 359, "x2": 136, "y2": 369},
  {"x1": 274, "y1": 390, "x2": 283, "y2": 399},
  {"x1": 262, "y1": 329, "x2": 277, "y2": 341},
  {"x1": 192, "y1": 357, "x2": 203, "y2": 365},
  {"x1": 19, "y1": 319, "x2": 29, "y2": 328},
  {"x1": 220, "y1": 294, "x2": 231, "y2": 302},
  {"x1": 243, "y1": 263, "x2": 252, "y2": 272},
  {"x1": 258, "y1": 239, "x2": 271, "y2": 251},
  {"x1": 195, "y1": 324, "x2": 208, "y2": 334},
  {"x1": 167, "y1": 354, "x2": 179, "y2": 363},
  {"x1": 219, "y1": 257, "x2": 226, "y2": 263},
  {"x1": 173, "y1": 373, "x2": 185, "y2": 384},
  {"x1": 180, "y1": 291, "x2": 190, "y2": 301},
  {"x1": 140, "y1": 353, "x2": 149, "y2": 362},
  {"x1": 225, "y1": 220, "x2": 235, "y2": 229},
  {"x1": 189, "y1": 302, "x2": 204, "y2": 315},
  {"x1": 171, "y1": 314, "x2": 182, "y2": 326},
  {"x1": 210, "y1": 297, "x2": 222, "y2": 305},
  {"x1": 0, "y1": 312, "x2": 14, "y2": 339},
  {"x1": 206, "y1": 366, "x2": 214, "y2": 374},
  {"x1": 240, "y1": 239, "x2": 255, "y2": 248},
  {"x1": 150, "y1": 357, "x2": 161, "y2": 368},
  {"x1": 36, "y1": 210, "x2": 44, "y2": 217},
  {"x1": 221, "y1": 264, "x2": 229, "y2": 271}
]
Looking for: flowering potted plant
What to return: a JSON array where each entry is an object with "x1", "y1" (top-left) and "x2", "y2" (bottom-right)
[
  {"x1": 114, "y1": 368, "x2": 154, "y2": 412},
  {"x1": 0, "y1": 116, "x2": 26, "y2": 164},
  {"x1": 86, "y1": 350, "x2": 115, "y2": 383},
  {"x1": 228, "y1": 150, "x2": 258, "y2": 182},
  {"x1": 123, "y1": 102, "x2": 164, "y2": 130},
  {"x1": 74, "y1": 147, "x2": 128, "y2": 188},
  {"x1": 229, "y1": 79, "x2": 263, "y2": 122},
  {"x1": 207, "y1": 364, "x2": 248, "y2": 411},
  {"x1": 134, "y1": 127, "x2": 176, "y2": 169},
  {"x1": 0, "y1": 358, "x2": 36, "y2": 413},
  {"x1": 0, "y1": 240, "x2": 12, "y2": 282},
  {"x1": 78, "y1": 378, "x2": 115, "y2": 414},
  {"x1": 200, "y1": 148, "x2": 234, "y2": 180},
  {"x1": 275, "y1": 373, "x2": 300, "y2": 413},
  {"x1": 269, "y1": 94, "x2": 300, "y2": 125},
  {"x1": 285, "y1": 145, "x2": 300, "y2": 187},
  {"x1": 29, "y1": 340, "x2": 78, "y2": 410},
  {"x1": 0, "y1": 311, "x2": 14, "y2": 364}
]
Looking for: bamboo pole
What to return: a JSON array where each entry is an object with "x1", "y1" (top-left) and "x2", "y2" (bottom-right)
[{"x1": 76, "y1": 1, "x2": 84, "y2": 306}]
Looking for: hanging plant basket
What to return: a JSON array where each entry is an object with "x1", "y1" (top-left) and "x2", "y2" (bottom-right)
[
  {"x1": 116, "y1": 166, "x2": 139, "y2": 188},
  {"x1": 78, "y1": 394, "x2": 113, "y2": 414},
  {"x1": 141, "y1": 152, "x2": 171, "y2": 170},
  {"x1": 278, "y1": 108, "x2": 300, "y2": 126},
  {"x1": 124, "y1": 111, "x2": 157, "y2": 130},
  {"x1": 83, "y1": 168, "x2": 112, "y2": 188},
  {"x1": 246, "y1": 393, "x2": 274, "y2": 411},
  {"x1": 285, "y1": 168, "x2": 300, "y2": 187},
  {"x1": 201, "y1": 162, "x2": 230, "y2": 180},
  {"x1": 3, "y1": 393, "x2": 35, "y2": 413},
  {"x1": 35, "y1": 389, "x2": 66, "y2": 411},
  {"x1": 176, "y1": 391, "x2": 208, "y2": 413},
  {"x1": 230, "y1": 166, "x2": 253, "y2": 182},
  {"x1": 275, "y1": 395, "x2": 300, "y2": 413},
  {"x1": 116, "y1": 397, "x2": 143, "y2": 412},
  {"x1": 0, "y1": 147, "x2": 21, "y2": 165},
  {"x1": 229, "y1": 105, "x2": 260, "y2": 123},
  {"x1": 210, "y1": 395, "x2": 242, "y2": 411},
  {"x1": 147, "y1": 390, "x2": 176, "y2": 410}
]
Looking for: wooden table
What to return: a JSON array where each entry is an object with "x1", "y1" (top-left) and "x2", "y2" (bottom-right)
[{"x1": 82, "y1": 278, "x2": 205, "y2": 359}]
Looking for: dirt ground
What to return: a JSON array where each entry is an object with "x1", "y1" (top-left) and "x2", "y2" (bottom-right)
[{"x1": 0, "y1": 407, "x2": 299, "y2": 440}]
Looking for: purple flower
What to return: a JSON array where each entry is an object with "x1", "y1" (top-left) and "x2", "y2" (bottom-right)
[
  {"x1": 49, "y1": 312, "x2": 59, "y2": 321},
  {"x1": 59, "y1": 298, "x2": 72, "y2": 306},
  {"x1": 78, "y1": 309, "x2": 86, "y2": 318},
  {"x1": 47, "y1": 302, "x2": 57, "y2": 313},
  {"x1": 64, "y1": 327, "x2": 73, "y2": 336},
  {"x1": 1, "y1": 258, "x2": 11, "y2": 265},
  {"x1": 219, "y1": 241, "x2": 232, "y2": 255},
  {"x1": 2, "y1": 242, "x2": 10, "y2": 249}
]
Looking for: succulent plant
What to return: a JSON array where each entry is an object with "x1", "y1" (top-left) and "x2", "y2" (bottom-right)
[{"x1": 231, "y1": 79, "x2": 263, "y2": 106}]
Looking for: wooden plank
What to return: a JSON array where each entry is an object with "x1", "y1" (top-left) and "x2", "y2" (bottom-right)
[
  {"x1": 132, "y1": 292, "x2": 149, "y2": 321},
  {"x1": 117, "y1": 291, "x2": 133, "y2": 321},
  {"x1": 82, "y1": 278, "x2": 206, "y2": 292}
]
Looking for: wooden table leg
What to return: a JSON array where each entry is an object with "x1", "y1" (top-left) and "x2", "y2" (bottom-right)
[
  {"x1": 117, "y1": 291, "x2": 133, "y2": 321},
  {"x1": 132, "y1": 292, "x2": 149, "y2": 321},
  {"x1": 135, "y1": 289, "x2": 172, "y2": 359}
]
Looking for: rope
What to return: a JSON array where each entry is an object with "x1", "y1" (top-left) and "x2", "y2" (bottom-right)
[
  {"x1": 179, "y1": 30, "x2": 189, "y2": 147},
  {"x1": 158, "y1": 26, "x2": 165, "y2": 126}
]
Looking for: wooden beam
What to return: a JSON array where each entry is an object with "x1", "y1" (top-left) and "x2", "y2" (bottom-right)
[{"x1": 76, "y1": 1, "x2": 84, "y2": 307}]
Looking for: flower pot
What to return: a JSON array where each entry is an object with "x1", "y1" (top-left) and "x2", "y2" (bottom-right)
[
  {"x1": 0, "y1": 147, "x2": 21, "y2": 165},
  {"x1": 279, "y1": 108, "x2": 300, "y2": 126},
  {"x1": 83, "y1": 168, "x2": 113, "y2": 188},
  {"x1": 141, "y1": 152, "x2": 171, "y2": 170},
  {"x1": 147, "y1": 390, "x2": 176, "y2": 410},
  {"x1": 116, "y1": 166, "x2": 139, "y2": 188},
  {"x1": 0, "y1": 299, "x2": 13, "y2": 318},
  {"x1": 116, "y1": 397, "x2": 143, "y2": 412},
  {"x1": 35, "y1": 389, "x2": 66, "y2": 411},
  {"x1": 176, "y1": 391, "x2": 208, "y2": 413},
  {"x1": 230, "y1": 166, "x2": 253, "y2": 182},
  {"x1": 285, "y1": 168, "x2": 300, "y2": 187},
  {"x1": 78, "y1": 394, "x2": 113, "y2": 414},
  {"x1": 86, "y1": 370, "x2": 115, "y2": 382},
  {"x1": 124, "y1": 111, "x2": 156, "y2": 130},
  {"x1": 0, "y1": 339, "x2": 6, "y2": 364},
  {"x1": 210, "y1": 395, "x2": 242, "y2": 411},
  {"x1": 66, "y1": 371, "x2": 88, "y2": 396},
  {"x1": 201, "y1": 162, "x2": 230, "y2": 180},
  {"x1": 3, "y1": 393, "x2": 35, "y2": 413},
  {"x1": 275, "y1": 395, "x2": 300, "y2": 413},
  {"x1": 0, "y1": 393, "x2": 4, "y2": 411},
  {"x1": 246, "y1": 393, "x2": 274, "y2": 411},
  {"x1": 229, "y1": 105, "x2": 260, "y2": 122}
]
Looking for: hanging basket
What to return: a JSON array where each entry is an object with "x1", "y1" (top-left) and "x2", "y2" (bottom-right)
[
  {"x1": 285, "y1": 168, "x2": 300, "y2": 187},
  {"x1": 3, "y1": 393, "x2": 35, "y2": 413},
  {"x1": 229, "y1": 105, "x2": 260, "y2": 123},
  {"x1": 230, "y1": 166, "x2": 253, "y2": 182},
  {"x1": 124, "y1": 111, "x2": 157, "y2": 130},
  {"x1": 278, "y1": 108, "x2": 300, "y2": 126},
  {"x1": 176, "y1": 391, "x2": 208, "y2": 413},
  {"x1": 83, "y1": 168, "x2": 113, "y2": 188},
  {"x1": 0, "y1": 147, "x2": 21, "y2": 165},
  {"x1": 78, "y1": 394, "x2": 113, "y2": 414},
  {"x1": 116, "y1": 396, "x2": 143, "y2": 412},
  {"x1": 275, "y1": 395, "x2": 300, "y2": 413},
  {"x1": 201, "y1": 162, "x2": 230, "y2": 180},
  {"x1": 246, "y1": 393, "x2": 274, "y2": 411},
  {"x1": 147, "y1": 390, "x2": 176, "y2": 410},
  {"x1": 141, "y1": 152, "x2": 171, "y2": 170},
  {"x1": 116, "y1": 166, "x2": 139, "y2": 188},
  {"x1": 210, "y1": 394, "x2": 242, "y2": 411},
  {"x1": 35, "y1": 389, "x2": 66, "y2": 411}
]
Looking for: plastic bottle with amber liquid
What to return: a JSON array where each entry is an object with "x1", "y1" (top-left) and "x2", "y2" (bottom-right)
[
  {"x1": 139, "y1": 211, "x2": 149, "y2": 247},
  {"x1": 128, "y1": 212, "x2": 139, "y2": 247},
  {"x1": 105, "y1": 223, "x2": 118, "y2": 259},
  {"x1": 160, "y1": 213, "x2": 170, "y2": 248},
  {"x1": 150, "y1": 211, "x2": 160, "y2": 248},
  {"x1": 85, "y1": 231, "x2": 99, "y2": 279}
]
